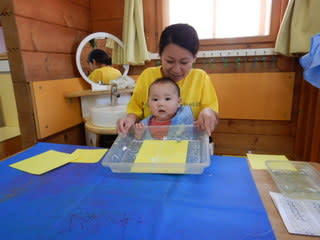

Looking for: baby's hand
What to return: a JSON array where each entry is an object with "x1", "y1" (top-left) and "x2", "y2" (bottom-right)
[
  {"x1": 116, "y1": 117, "x2": 135, "y2": 135},
  {"x1": 134, "y1": 122, "x2": 144, "y2": 129},
  {"x1": 134, "y1": 122, "x2": 145, "y2": 139}
]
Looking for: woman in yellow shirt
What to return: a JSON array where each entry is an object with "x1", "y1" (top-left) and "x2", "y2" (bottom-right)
[
  {"x1": 87, "y1": 49, "x2": 122, "y2": 84},
  {"x1": 117, "y1": 24, "x2": 219, "y2": 135}
]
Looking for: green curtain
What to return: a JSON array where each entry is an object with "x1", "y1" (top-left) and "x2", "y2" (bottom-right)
[
  {"x1": 121, "y1": 0, "x2": 150, "y2": 65},
  {"x1": 275, "y1": 0, "x2": 320, "y2": 56}
]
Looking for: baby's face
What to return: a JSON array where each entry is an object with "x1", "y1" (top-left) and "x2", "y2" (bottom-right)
[
  {"x1": 88, "y1": 59, "x2": 101, "y2": 71},
  {"x1": 88, "y1": 61, "x2": 97, "y2": 71},
  {"x1": 148, "y1": 83, "x2": 181, "y2": 122}
]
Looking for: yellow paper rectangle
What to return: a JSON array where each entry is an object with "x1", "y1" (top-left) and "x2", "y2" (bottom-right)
[
  {"x1": 9, "y1": 150, "x2": 75, "y2": 175},
  {"x1": 131, "y1": 140, "x2": 188, "y2": 173},
  {"x1": 70, "y1": 149, "x2": 108, "y2": 163},
  {"x1": 247, "y1": 153, "x2": 288, "y2": 170},
  {"x1": 266, "y1": 160, "x2": 297, "y2": 172}
]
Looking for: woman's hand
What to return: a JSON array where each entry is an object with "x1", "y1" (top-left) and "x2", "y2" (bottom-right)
[
  {"x1": 195, "y1": 108, "x2": 219, "y2": 136},
  {"x1": 116, "y1": 114, "x2": 138, "y2": 135}
]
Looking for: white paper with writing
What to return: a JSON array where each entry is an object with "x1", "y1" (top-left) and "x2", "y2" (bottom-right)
[{"x1": 270, "y1": 192, "x2": 320, "y2": 236}]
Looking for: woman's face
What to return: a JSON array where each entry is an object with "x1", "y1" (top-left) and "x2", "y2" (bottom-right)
[{"x1": 160, "y1": 43, "x2": 196, "y2": 82}]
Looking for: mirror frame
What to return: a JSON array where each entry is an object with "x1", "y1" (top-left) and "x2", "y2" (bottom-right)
[{"x1": 76, "y1": 32, "x2": 129, "y2": 91}]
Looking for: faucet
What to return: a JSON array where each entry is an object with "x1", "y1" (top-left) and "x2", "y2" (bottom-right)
[{"x1": 110, "y1": 83, "x2": 120, "y2": 106}]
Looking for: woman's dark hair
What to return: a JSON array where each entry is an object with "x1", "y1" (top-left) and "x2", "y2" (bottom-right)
[
  {"x1": 87, "y1": 49, "x2": 112, "y2": 65},
  {"x1": 149, "y1": 77, "x2": 180, "y2": 97},
  {"x1": 159, "y1": 23, "x2": 199, "y2": 56}
]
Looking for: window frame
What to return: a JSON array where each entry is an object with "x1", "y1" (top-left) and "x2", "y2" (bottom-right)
[{"x1": 153, "y1": 0, "x2": 287, "y2": 50}]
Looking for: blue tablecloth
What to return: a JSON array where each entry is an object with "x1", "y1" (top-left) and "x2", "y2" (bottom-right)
[{"x1": 0, "y1": 142, "x2": 275, "y2": 240}]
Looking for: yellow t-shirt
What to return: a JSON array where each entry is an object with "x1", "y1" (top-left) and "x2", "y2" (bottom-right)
[
  {"x1": 88, "y1": 66, "x2": 122, "y2": 84},
  {"x1": 127, "y1": 66, "x2": 219, "y2": 120}
]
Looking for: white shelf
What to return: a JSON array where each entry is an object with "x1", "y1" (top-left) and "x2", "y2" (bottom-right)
[{"x1": 149, "y1": 48, "x2": 276, "y2": 60}]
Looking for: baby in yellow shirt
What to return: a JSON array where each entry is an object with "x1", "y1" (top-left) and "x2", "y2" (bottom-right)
[{"x1": 87, "y1": 49, "x2": 122, "y2": 85}]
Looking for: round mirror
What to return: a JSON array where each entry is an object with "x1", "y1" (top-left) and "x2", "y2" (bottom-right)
[{"x1": 76, "y1": 32, "x2": 130, "y2": 91}]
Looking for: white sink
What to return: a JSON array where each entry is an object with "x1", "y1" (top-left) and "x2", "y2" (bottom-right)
[{"x1": 90, "y1": 105, "x2": 127, "y2": 127}]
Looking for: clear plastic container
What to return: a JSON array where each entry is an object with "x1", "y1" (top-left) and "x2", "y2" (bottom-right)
[
  {"x1": 101, "y1": 125, "x2": 211, "y2": 174},
  {"x1": 266, "y1": 160, "x2": 320, "y2": 200}
]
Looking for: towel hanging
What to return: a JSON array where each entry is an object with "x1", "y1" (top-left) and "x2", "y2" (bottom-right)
[{"x1": 299, "y1": 33, "x2": 320, "y2": 89}]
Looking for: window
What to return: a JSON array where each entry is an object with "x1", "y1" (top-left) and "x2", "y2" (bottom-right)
[
  {"x1": 157, "y1": 0, "x2": 284, "y2": 48},
  {"x1": 169, "y1": 0, "x2": 272, "y2": 39}
]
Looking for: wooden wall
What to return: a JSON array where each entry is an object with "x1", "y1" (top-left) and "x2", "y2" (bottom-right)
[
  {"x1": 197, "y1": 57, "x2": 300, "y2": 158},
  {"x1": 295, "y1": 75, "x2": 320, "y2": 162},
  {"x1": 90, "y1": 0, "x2": 124, "y2": 39},
  {"x1": 0, "y1": 0, "x2": 91, "y2": 150},
  {"x1": 0, "y1": 136, "x2": 21, "y2": 160}
]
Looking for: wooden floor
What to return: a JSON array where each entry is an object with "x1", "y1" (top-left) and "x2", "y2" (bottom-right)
[{"x1": 0, "y1": 135, "x2": 23, "y2": 161}]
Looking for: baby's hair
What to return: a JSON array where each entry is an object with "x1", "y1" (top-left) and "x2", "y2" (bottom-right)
[
  {"x1": 87, "y1": 49, "x2": 112, "y2": 65},
  {"x1": 148, "y1": 77, "x2": 180, "y2": 97}
]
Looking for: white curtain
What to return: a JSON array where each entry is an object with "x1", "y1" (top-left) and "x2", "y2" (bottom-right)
[
  {"x1": 108, "y1": 39, "x2": 125, "y2": 65},
  {"x1": 274, "y1": 0, "x2": 320, "y2": 56},
  {"x1": 121, "y1": 0, "x2": 150, "y2": 65}
]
